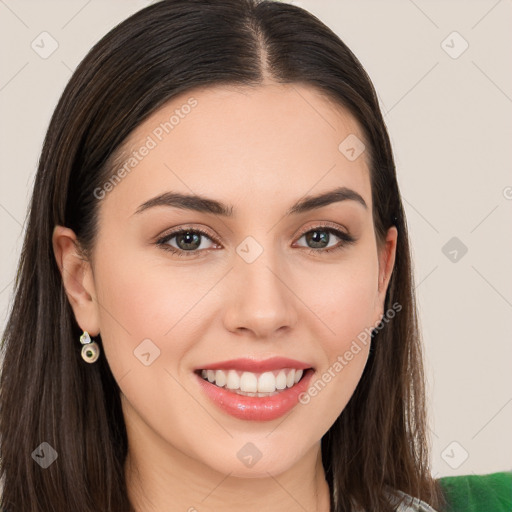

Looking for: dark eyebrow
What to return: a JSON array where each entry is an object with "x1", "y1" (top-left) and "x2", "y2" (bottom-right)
[
  {"x1": 133, "y1": 186, "x2": 367, "y2": 217},
  {"x1": 287, "y1": 186, "x2": 367, "y2": 215}
]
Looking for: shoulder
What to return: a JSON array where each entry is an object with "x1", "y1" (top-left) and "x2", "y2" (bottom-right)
[
  {"x1": 437, "y1": 471, "x2": 512, "y2": 512},
  {"x1": 386, "y1": 489, "x2": 440, "y2": 512}
]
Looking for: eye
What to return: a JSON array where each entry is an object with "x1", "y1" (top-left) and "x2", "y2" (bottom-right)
[
  {"x1": 155, "y1": 222, "x2": 356, "y2": 258},
  {"x1": 156, "y1": 227, "x2": 219, "y2": 257},
  {"x1": 294, "y1": 223, "x2": 356, "y2": 255}
]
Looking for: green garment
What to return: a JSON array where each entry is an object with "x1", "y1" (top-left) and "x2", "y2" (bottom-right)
[{"x1": 437, "y1": 471, "x2": 512, "y2": 512}]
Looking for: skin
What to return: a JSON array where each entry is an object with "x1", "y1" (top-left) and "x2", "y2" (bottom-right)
[{"x1": 53, "y1": 81, "x2": 397, "y2": 512}]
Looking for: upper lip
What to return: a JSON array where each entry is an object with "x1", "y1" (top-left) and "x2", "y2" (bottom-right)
[{"x1": 195, "y1": 357, "x2": 314, "y2": 373}]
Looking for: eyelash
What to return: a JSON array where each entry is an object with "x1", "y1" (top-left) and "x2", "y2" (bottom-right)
[{"x1": 155, "y1": 222, "x2": 356, "y2": 258}]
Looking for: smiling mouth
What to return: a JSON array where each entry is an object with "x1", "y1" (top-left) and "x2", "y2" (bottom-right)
[{"x1": 194, "y1": 367, "x2": 311, "y2": 397}]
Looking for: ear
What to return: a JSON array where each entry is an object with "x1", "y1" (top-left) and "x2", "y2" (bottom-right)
[
  {"x1": 52, "y1": 225, "x2": 100, "y2": 336},
  {"x1": 373, "y1": 226, "x2": 398, "y2": 323}
]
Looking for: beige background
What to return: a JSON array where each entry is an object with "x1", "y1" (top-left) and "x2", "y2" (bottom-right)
[{"x1": 1, "y1": 0, "x2": 511, "y2": 479}]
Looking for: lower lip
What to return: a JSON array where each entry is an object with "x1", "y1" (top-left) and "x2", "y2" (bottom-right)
[{"x1": 195, "y1": 369, "x2": 315, "y2": 421}]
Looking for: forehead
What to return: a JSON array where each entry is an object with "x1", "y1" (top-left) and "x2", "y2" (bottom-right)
[{"x1": 101, "y1": 82, "x2": 372, "y2": 217}]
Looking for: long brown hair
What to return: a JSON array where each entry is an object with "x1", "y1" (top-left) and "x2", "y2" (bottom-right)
[{"x1": 0, "y1": 1, "x2": 444, "y2": 510}]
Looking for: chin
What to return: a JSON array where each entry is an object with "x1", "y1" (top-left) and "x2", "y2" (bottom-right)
[{"x1": 197, "y1": 441, "x2": 304, "y2": 479}]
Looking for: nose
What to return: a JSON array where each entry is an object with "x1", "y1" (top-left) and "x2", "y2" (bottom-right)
[{"x1": 223, "y1": 247, "x2": 298, "y2": 338}]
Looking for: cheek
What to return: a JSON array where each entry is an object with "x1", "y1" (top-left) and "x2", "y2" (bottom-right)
[
  {"x1": 92, "y1": 242, "x2": 232, "y2": 389},
  {"x1": 293, "y1": 251, "x2": 378, "y2": 408},
  {"x1": 313, "y1": 281, "x2": 374, "y2": 386},
  {"x1": 92, "y1": 248, "x2": 213, "y2": 448},
  {"x1": 325, "y1": 277, "x2": 378, "y2": 352},
  {"x1": 297, "y1": 250, "x2": 379, "y2": 350},
  {"x1": 91, "y1": 246, "x2": 197, "y2": 371},
  {"x1": 293, "y1": 277, "x2": 377, "y2": 443}
]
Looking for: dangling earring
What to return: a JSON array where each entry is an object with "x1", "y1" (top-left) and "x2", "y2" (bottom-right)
[{"x1": 80, "y1": 331, "x2": 100, "y2": 363}]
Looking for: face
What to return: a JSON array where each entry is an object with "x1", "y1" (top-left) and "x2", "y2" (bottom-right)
[{"x1": 55, "y1": 82, "x2": 397, "y2": 480}]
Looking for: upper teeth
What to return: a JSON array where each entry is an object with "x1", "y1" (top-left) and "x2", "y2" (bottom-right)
[{"x1": 201, "y1": 368, "x2": 304, "y2": 393}]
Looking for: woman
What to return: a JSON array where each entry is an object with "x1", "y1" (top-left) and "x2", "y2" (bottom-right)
[{"x1": 0, "y1": 0, "x2": 445, "y2": 510}]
